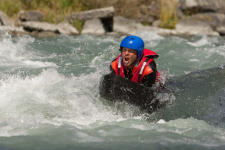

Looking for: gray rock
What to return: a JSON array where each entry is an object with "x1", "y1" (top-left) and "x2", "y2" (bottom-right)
[
  {"x1": 30, "y1": 31, "x2": 58, "y2": 38},
  {"x1": 216, "y1": 26, "x2": 225, "y2": 36},
  {"x1": 147, "y1": 1, "x2": 161, "y2": 19},
  {"x1": 57, "y1": 22, "x2": 79, "y2": 35},
  {"x1": 175, "y1": 19, "x2": 219, "y2": 36},
  {"x1": 0, "y1": 11, "x2": 13, "y2": 26},
  {"x1": 132, "y1": 25, "x2": 178, "y2": 37},
  {"x1": 188, "y1": 13, "x2": 225, "y2": 29},
  {"x1": 69, "y1": 6, "x2": 114, "y2": 21},
  {"x1": 20, "y1": 21, "x2": 79, "y2": 35},
  {"x1": 152, "y1": 20, "x2": 160, "y2": 27},
  {"x1": 20, "y1": 21, "x2": 59, "y2": 33},
  {"x1": 180, "y1": 0, "x2": 225, "y2": 13},
  {"x1": 18, "y1": 10, "x2": 43, "y2": 22},
  {"x1": 113, "y1": 16, "x2": 144, "y2": 35},
  {"x1": 81, "y1": 18, "x2": 105, "y2": 34},
  {"x1": 157, "y1": 28, "x2": 178, "y2": 36},
  {"x1": 0, "y1": 26, "x2": 27, "y2": 35}
]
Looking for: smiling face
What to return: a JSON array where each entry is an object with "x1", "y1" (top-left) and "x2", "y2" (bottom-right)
[{"x1": 121, "y1": 47, "x2": 138, "y2": 69}]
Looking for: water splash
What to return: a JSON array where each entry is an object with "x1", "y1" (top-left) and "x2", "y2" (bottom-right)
[
  {"x1": 0, "y1": 68, "x2": 146, "y2": 136},
  {"x1": 0, "y1": 33, "x2": 57, "y2": 69}
]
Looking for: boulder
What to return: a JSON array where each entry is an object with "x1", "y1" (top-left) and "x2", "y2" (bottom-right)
[
  {"x1": 18, "y1": 10, "x2": 43, "y2": 22},
  {"x1": 20, "y1": 21, "x2": 59, "y2": 33},
  {"x1": 0, "y1": 26, "x2": 27, "y2": 35},
  {"x1": 147, "y1": 1, "x2": 161, "y2": 19},
  {"x1": 175, "y1": 19, "x2": 219, "y2": 36},
  {"x1": 216, "y1": 26, "x2": 225, "y2": 36},
  {"x1": 81, "y1": 18, "x2": 105, "y2": 34},
  {"x1": 157, "y1": 28, "x2": 178, "y2": 36},
  {"x1": 179, "y1": 0, "x2": 225, "y2": 14},
  {"x1": 20, "y1": 21, "x2": 79, "y2": 35},
  {"x1": 0, "y1": 11, "x2": 13, "y2": 26},
  {"x1": 113, "y1": 16, "x2": 144, "y2": 35},
  {"x1": 57, "y1": 22, "x2": 79, "y2": 35},
  {"x1": 30, "y1": 31, "x2": 58, "y2": 38},
  {"x1": 69, "y1": 6, "x2": 114, "y2": 21},
  {"x1": 187, "y1": 13, "x2": 225, "y2": 29}
]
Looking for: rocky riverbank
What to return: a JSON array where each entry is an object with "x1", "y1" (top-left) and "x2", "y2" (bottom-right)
[{"x1": 0, "y1": 0, "x2": 225, "y2": 37}]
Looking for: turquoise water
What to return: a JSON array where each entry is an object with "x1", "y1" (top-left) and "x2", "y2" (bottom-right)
[{"x1": 0, "y1": 32, "x2": 225, "y2": 150}]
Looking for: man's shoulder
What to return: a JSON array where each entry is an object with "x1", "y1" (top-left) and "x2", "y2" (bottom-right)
[
  {"x1": 143, "y1": 65, "x2": 153, "y2": 76},
  {"x1": 142, "y1": 61, "x2": 157, "y2": 76},
  {"x1": 111, "y1": 59, "x2": 117, "y2": 71},
  {"x1": 143, "y1": 49, "x2": 159, "y2": 58}
]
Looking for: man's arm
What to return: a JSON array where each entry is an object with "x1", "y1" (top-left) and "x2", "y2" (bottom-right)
[
  {"x1": 110, "y1": 58, "x2": 117, "y2": 74},
  {"x1": 110, "y1": 64, "x2": 116, "y2": 74},
  {"x1": 142, "y1": 61, "x2": 157, "y2": 87}
]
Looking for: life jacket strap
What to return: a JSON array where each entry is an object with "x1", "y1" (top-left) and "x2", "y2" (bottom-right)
[
  {"x1": 118, "y1": 56, "x2": 122, "y2": 75},
  {"x1": 138, "y1": 58, "x2": 150, "y2": 83}
]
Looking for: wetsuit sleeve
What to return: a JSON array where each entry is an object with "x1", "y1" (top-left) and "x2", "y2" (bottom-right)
[{"x1": 142, "y1": 61, "x2": 157, "y2": 87}]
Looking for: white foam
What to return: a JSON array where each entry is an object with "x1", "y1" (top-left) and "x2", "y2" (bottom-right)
[
  {"x1": 208, "y1": 44, "x2": 225, "y2": 57},
  {"x1": 0, "y1": 68, "x2": 142, "y2": 136},
  {"x1": 0, "y1": 34, "x2": 57, "y2": 68},
  {"x1": 76, "y1": 130, "x2": 104, "y2": 142},
  {"x1": 152, "y1": 118, "x2": 225, "y2": 146},
  {"x1": 189, "y1": 59, "x2": 200, "y2": 62},
  {"x1": 187, "y1": 36, "x2": 210, "y2": 47},
  {"x1": 137, "y1": 30, "x2": 164, "y2": 47},
  {"x1": 22, "y1": 60, "x2": 57, "y2": 68},
  {"x1": 157, "y1": 119, "x2": 166, "y2": 124}
]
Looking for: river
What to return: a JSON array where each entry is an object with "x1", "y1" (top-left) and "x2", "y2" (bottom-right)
[{"x1": 0, "y1": 31, "x2": 225, "y2": 150}]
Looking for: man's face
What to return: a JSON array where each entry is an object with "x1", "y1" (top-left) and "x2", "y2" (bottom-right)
[{"x1": 121, "y1": 47, "x2": 138, "y2": 69}]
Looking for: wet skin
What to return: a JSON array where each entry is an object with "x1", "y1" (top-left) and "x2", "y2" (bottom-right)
[{"x1": 121, "y1": 48, "x2": 138, "y2": 69}]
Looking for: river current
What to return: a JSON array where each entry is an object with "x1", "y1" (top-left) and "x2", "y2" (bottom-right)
[{"x1": 0, "y1": 31, "x2": 225, "y2": 150}]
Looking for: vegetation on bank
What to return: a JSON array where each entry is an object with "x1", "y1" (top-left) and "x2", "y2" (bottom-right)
[
  {"x1": 0, "y1": 0, "x2": 178, "y2": 29},
  {"x1": 0, "y1": 0, "x2": 87, "y2": 23},
  {"x1": 159, "y1": 0, "x2": 178, "y2": 29}
]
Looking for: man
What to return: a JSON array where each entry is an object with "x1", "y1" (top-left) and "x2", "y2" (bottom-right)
[{"x1": 110, "y1": 35, "x2": 159, "y2": 87}]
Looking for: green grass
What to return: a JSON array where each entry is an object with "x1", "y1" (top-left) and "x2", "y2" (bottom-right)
[
  {"x1": 0, "y1": 0, "x2": 23, "y2": 17},
  {"x1": 72, "y1": 19, "x2": 84, "y2": 33},
  {"x1": 0, "y1": 0, "x2": 179, "y2": 29},
  {"x1": 159, "y1": 0, "x2": 178, "y2": 29},
  {"x1": 0, "y1": 0, "x2": 86, "y2": 23}
]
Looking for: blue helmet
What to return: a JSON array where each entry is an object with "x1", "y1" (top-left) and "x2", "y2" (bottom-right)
[{"x1": 120, "y1": 35, "x2": 144, "y2": 60}]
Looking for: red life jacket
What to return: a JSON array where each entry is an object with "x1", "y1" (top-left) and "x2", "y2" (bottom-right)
[{"x1": 111, "y1": 49, "x2": 160, "y2": 84}]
